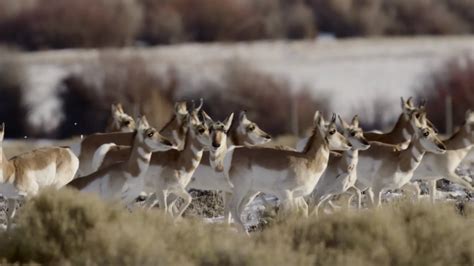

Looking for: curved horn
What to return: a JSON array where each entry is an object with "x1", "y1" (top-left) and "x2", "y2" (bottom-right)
[
  {"x1": 419, "y1": 98, "x2": 426, "y2": 108},
  {"x1": 195, "y1": 98, "x2": 203, "y2": 111}
]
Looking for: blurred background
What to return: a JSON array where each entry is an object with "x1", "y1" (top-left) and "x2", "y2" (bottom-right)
[{"x1": 0, "y1": 0, "x2": 473, "y2": 143}]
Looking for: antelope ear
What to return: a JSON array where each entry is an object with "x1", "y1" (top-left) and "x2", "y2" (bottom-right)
[
  {"x1": 406, "y1": 97, "x2": 414, "y2": 107},
  {"x1": 239, "y1": 110, "x2": 248, "y2": 122},
  {"x1": 202, "y1": 111, "x2": 214, "y2": 127},
  {"x1": 466, "y1": 109, "x2": 473, "y2": 121},
  {"x1": 400, "y1": 97, "x2": 406, "y2": 110},
  {"x1": 351, "y1": 115, "x2": 360, "y2": 128},
  {"x1": 175, "y1": 101, "x2": 188, "y2": 116},
  {"x1": 338, "y1": 115, "x2": 349, "y2": 129},
  {"x1": 111, "y1": 103, "x2": 122, "y2": 116},
  {"x1": 0, "y1": 122, "x2": 5, "y2": 132},
  {"x1": 419, "y1": 99, "x2": 426, "y2": 109},
  {"x1": 223, "y1": 113, "x2": 234, "y2": 132},
  {"x1": 138, "y1": 116, "x2": 150, "y2": 130},
  {"x1": 313, "y1": 111, "x2": 325, "y2": 127}
]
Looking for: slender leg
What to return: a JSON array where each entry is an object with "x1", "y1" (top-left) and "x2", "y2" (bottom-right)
[
  {"x1": 292, "y1": 197, "x2": 309, "y2": 217},
  {"x1": 173, "y1": 187, "x2": 192, "y2": 219},
  {"x1": 6, "y1": 198, "x2": 17, "y2": 231},
  {"x1": 277, "y1": 190, "x2": 294, "y2": 219},
  {"x1": 428, "y1": 180, "x2": 437, "y2": 204},
  {"x1": 366, "y1": 187, "x2": 375, "y2": 207},
  {"x1": 155, "y1": 190, "x2": 168, "y2": 214},
  {"x1": 447, "y1": 173, "x2": 474, "y2": 191},
  {"x1": 372, "y1": 186, "x2": 384, "y2": 207},
  {"x1": 222, "y1": 192, "x2": 233, "y2": 224},
  {"x1": 229, "y1": 189, "x2": 248, "y2": 232},
  {"x1": 345, "y1": 186, "x2": 362, "y2": 209}
]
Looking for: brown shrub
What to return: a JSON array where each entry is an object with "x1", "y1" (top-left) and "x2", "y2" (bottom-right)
[
  {"x1": 0, "y1": 0, "x2": 143, "y2": 50},
  {"x1": 0, "y1": 49, "x2": 27, "y2": 138},
  {"x1": 57, "y1": 54, "x2": 177, "y2": 137},
  {"x1": 188, "y1": 61, "x2": 329, "y2": 135},
  {"x1": 283, "y1": 2, "x2": 317, "y2": 39},
  {"x1": 442, "y1": 0, "x2": 474, "y2": 32},
  {"x1": 138, "y1": 0, "x2": 184, "y2": 45},
  {"x1": 382, "y1": 0, "x2": 470, "y2": 35},
  {"x1": 311, "y1": 0, "x2": 388, "y2": 37},
  {"x1": 172, "y1": 0, "x2": 253, "y2": 42},
  {"x1": 416, "y1": 55, "x2": 474, "y2": 133}
]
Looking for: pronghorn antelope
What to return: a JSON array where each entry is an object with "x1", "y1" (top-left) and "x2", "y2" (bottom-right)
[
  {"x1": 411, "y1": 110, "x2": 474, "y2": 202},
  {"x1": 187, "y1": 111, "x2": 271, "y2": 189},
  {"x1": 364, "y1": 97, "x2": 426, "y2": 145},
  {"x1": 106, "y1": 103, "x2": 136, "y2": 133},
  {"x1": 180, "y1": 111, "x2": 271, "y2": 221},
  {"x1": 294, "y1": 98, "x2": 414, "y2": 151},
  {"x1": 67, "y1": 117, "x2": 176, "y2": 205},
  {"x1": 76, "y1": 101, "x2": 191, "y2": 176},
  {"x1": 355, "y1": 111, "x2": 446, "y2": 206},
  {"x1": 0, "y1": 123, "x2": 79, "y2": 229},
  {"x1": 92, "y1": 110, "x2": 214, "y2": 218},
  {"x1": 139, "y1": 111, "x2": 214, "y2": 218},
  {"x1": 226, "y1": 112, "x2": 351, "y2": 231},
  {"x1": 309, "y1": 115, "x2": 370, "y2": 215}
]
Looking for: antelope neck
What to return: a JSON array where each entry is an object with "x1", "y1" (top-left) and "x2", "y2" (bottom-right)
[
  {"x1": 178, "y1": 131, "x2": 205, "y2": 172},
  {"x1": 126, "y1": 136, "x2": 152, "y2": 178}
]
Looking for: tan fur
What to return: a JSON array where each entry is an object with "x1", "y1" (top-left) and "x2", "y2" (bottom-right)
[
  {"x1": 227, "y1": 112, "x2": 351, "y2": 231},
  {"x1": 411, "y1": 110, "x2": 474, "y2": 202},
  {"x1": 77, "y1": 102, "x2": 189, "y2": 176},
  {"x1": 356, "y1": 112, "x2": 446, "y2": 206},
  {"x1": 106, "y1": 103, "x2": 136, "y2": 133},
  {"x1": 0, "y1": 123, "x2": 79, "y2": 229},
  {"x1": 68, "y1": 117, "x2": 175, "y2": 205}
]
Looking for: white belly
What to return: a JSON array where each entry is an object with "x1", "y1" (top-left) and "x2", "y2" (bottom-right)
[
  {"x1": 189, "y1": 164, "x2": 232, "y2": 192},
  {"x1": 356, "y1": 156, "x2": 384, "y2": 188}
]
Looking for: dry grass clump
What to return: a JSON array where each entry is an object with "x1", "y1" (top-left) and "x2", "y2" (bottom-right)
[
  {"x1": 0, "y1": 189, "x2": 304, "y2": 265},
  {"x1": 1, "y1": 189, "x2": 473, "y2": 265}
]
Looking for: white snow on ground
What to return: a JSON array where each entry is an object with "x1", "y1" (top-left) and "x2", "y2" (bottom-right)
[{"x1": 15, "y1": 36, "x2": 474, "y2": 126}]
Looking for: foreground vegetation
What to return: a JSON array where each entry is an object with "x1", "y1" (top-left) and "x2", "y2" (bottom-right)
[{"x1": 0, "y1": 189, "x2": 473, "y2": 265}]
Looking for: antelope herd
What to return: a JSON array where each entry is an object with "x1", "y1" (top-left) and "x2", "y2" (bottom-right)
[{"x1": 1, "y1": 98, "x2": 474, "y2": 232}]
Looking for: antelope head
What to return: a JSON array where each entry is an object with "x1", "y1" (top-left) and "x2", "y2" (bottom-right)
[
  {"x1": 159, "y1": 101, "x2": 190, "y2": 149},
  {"x1": 187, "y1": 110, "x2": 212, "y2": 149},
  {"x1": 339, "y1": 115, "x2": 370, "y2": 151},
  {"x1": 202, "y1": 111, "x2": 234, "y2": 152},
  {"x1": 111, "y1": 103, "x2": 135, "y2": 133},
  {"x1": 137, "y1": 116, "x2": 176, "y2": 152},
  {"x1": 237, "y1": 111, "x2": 272, "y2": 146},
  {"x1": 401, "y1": 97, "x2": 417, "y2": 119},
  {"x1": 315, "y1": 112, "x2": 351, "y2": 151},
  {"x1": 411, "y1": 112, "x2": 446, "y2": 154},
  {"x1": 464, "y1": 109, "x2": 474, "y2": 142}
]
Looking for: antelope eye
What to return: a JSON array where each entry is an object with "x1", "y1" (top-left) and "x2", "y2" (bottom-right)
[
  {"x1": 248, "y1": 125, "x2": 255, "y2": 131},
  {"x1": 329, "y1": 129, "x2": 336, "y2": 135},
  {"x1": 148, "y1": 132, "x2": 155, "y2": 138},
  {"x1": 198, "y1": 127, "x2": 206, "y2": 134},
  {"x1": 423, "y1": 130, "x2": 429, "y2": 137},
  {"x1": 123, "y1": 120, "x2": 130, "y2": 126},
  {"x1": 350, "y1": 131, "x2": 356, "y2": 137}
]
